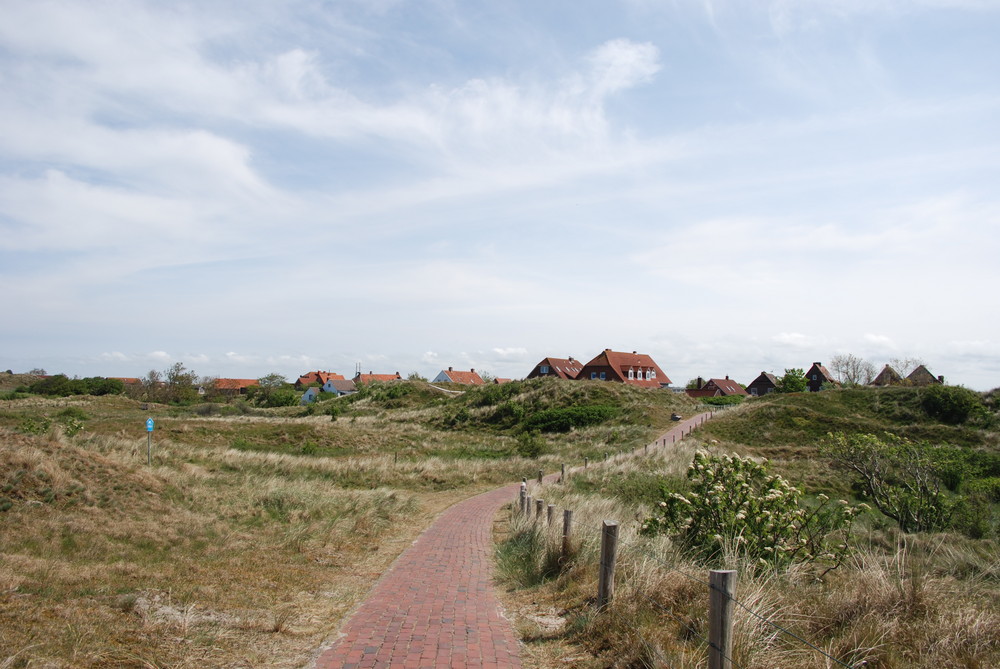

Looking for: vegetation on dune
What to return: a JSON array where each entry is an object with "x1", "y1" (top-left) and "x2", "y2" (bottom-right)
[
  {"x1": 494, "y1": 385, "x2": 1000, "y2": 668},
  {"x1": 3, "y1": 373, "x2": 999, "y2": 667}
]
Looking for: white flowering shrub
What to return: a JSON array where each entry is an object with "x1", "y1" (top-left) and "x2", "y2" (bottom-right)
[{"x1": 641, "y1": 452, "x2": 865, "y2": 571}]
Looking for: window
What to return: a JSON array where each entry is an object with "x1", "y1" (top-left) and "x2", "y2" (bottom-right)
[
  {"x1": 751, "y1": 388, "x2": 758, "y2": 396},
  {"x1": 591, "y1": 372, "x2": 597, "y2": 380},
  {"x1": 628, "y1": 369, "x2": 634, "y2": 379},
  {"x1": 651, "y1": 370, "x2": 656, "y2": 378},
  {"x1": 540, "y1": 365, "x2": 549, "y2": 374},
  {"x1": 812, "y1": 374, "x2": 817, "y2": 380},
  {"x1": 600, "y1": 372, "x2": 606, "y2": 380}
]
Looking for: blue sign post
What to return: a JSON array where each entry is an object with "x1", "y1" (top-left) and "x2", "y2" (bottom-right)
[{"x1": 145, "y1": 418, "x2": 154, "y2": 465}]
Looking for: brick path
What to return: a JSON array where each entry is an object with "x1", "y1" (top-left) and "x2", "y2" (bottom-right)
[
  {"x1": 311, "y1": 411, "x2": 713, "y2": 669},
  {"x1": 313, "y1": 484, "x2": 523, "y2": 669}
]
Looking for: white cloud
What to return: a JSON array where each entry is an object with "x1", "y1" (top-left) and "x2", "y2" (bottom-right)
[
  {"x1": 773, "y1": 333, "x2": 812, "y2": 348},
  {"x1": 492, "y1": 347, "x2": 528, "y2": 358}
]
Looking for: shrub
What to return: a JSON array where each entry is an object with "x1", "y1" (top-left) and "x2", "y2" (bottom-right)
[
  {"x1": 700, "y1": 395, "x2": 744, "y2": 406},
  {"x1": 523, "y1": 405, "x2": 618, "y2": 433},
  {"x1": 514, "y1": 431, "x2": 543, "y2": 458},
  {"x1": 821, "y1": 432, "x2": 955, "y2": 533},
  {"x1": 641, "y1": 451, "x2": 862, "y2": 572},
  {"x1": 920, "y1": 384, "x2": 985, "y2": 424}
]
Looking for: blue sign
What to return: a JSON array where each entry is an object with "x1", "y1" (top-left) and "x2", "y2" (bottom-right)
[{"x1": 146, "y1": 418, "x2": 154, "y2": 432}]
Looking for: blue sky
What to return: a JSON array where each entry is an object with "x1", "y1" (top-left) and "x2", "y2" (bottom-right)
[{"x1": 2, "y1": 0, "x2": 998, "y2": 390}]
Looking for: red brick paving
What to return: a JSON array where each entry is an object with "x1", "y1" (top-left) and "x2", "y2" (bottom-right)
[
  {"x1": 313, "y1": 484, "x2": 524, "y2": 668},
  {"x1": 312, "y1": 411, "x2": 713, "y2": 668}
]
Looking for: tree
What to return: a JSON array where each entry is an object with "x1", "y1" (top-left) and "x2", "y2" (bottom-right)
[
  {"x1": 164, "y1": 362, "x2": 199, "y2": 404},
  {"x1": 250, "y1": 372, "x2": 289, "y2": 406},
  {"x1": 829, "y1": 353, "x2": 877, "y2": 386},
  {"x1": 685, "y1": 378, "x2": 703, "y2": 390},
  {"x1": 776, "y1": 368, "x2": 807, "y2": 393},
  {"x1": 821, "y1": 433, "x2": 953, "y2": 533},
  {"x1": 889, "y1": 356, "x2": 925, "y2": 378},
  {"x1": 407, "y1": 371, "x2": 428, "y2": 382}
]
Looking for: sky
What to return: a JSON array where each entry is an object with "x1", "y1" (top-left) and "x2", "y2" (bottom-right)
[{"x1": 1, "y1": 0, "x2": 999, "y2": 390}]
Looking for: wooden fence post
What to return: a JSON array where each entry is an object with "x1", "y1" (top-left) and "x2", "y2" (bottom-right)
[
  {"x1": 597, "y1": 520, "x2": 619, "y2": 610},
  {"x1": 519, "y1": 483, "x2": 526, "y2": 514},
  {"x1": 708, "y1": 570, "x2": 736, "y2": 669},
  {"x1": 537, "y1": 469, "x2": 543, "y2": 484},
  {"x1": 535, "y1": 499, "x2": 544, "y2": 519},
  {"x1": 560, "y1": 463, "x2": 566, "y2": 483},
  {"x1": 547, "y1": 503, "x2": 555, "y2": 526},
  {"x1": 584, "y1": 457, "x2": 589, "y2": 469},
  {"x1": 525, "y1": 495, "x2": 532, "y2": 518},
  {"x1": 561, "y1": 510, "x2": 573, "y2": 561}
]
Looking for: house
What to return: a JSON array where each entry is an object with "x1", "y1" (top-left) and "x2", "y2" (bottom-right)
[
  {"x1": 432, "y1": 367, "x2": 485, "y2": 385},
  {"x1": 300, "y1": 387, "x2": 322, "y2": 404},
  {"x1": 686, "y1": 376, "x2": 747, "y2": 398},
  {"x1": 295, "y1": 371, "x2": 345, "y2": 389},
  {"x1": 353, "y1": 371, "x2": 402, "y2": 385},
  {"x1": 322, "y1": 379, "x2": 357, "y2": 396},
  {"x1": 577, "y1": 349, "x2": 671, "y2": 388},
  {"x1": 213, "y1": 378, "x2": 259, "y2": 396},
  {"x1": 526, "y1": 357, "x2": 582, "y2": 380},
  {"x1": 906, "y1": 365, "x2": 943, "y2": 386},
  {"x1": 493, "y1": 377, "x2": 513, "y2": 385},
  {"x1": 871, "y1": 365, "x2": 902, "y2": 387},
  {"x1": 746, "y1": 372, "x2": 779, "y2": 397},
  {"x1": 805, "y1": 362, "x2": 837, "y2": 392}
]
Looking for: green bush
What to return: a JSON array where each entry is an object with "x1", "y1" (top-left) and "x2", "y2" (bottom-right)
[
  {"x1": 921, "y1": 384, "x2": 985, "y2": 424},
  {"x1": 821, "y1": 432, "x2": 955, "y2": 532},
  {"x1": 523, "y1": 405, "x2": 618, "y2": 433},
  {"x1": 700, "y1": 395, "x2": 744, "y2": 406},
  {"x1": 642, "y1": 452, "x2": 862, "y2": 571},
  {"x1": 514, "y1": 431, "x2": 543, "y2": 458}
]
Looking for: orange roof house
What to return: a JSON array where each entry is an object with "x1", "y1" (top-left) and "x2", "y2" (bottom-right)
[
  {"x1": 214, "y1": 378, "x2": 259, "y2": 395},
  {"x1": 353, "y1": 371, "x2": 402, "y2": 385},
  {"x1": 432, "y1": 367, "x2": 485, "y2": 385},
  {"x1": 526, "y1": 357, "x2": 582, "y2": 380},
  {"x1": 295, "y1": 371, "x2": 346, "y2": 389},
  {"x1": 577, "y1": 349, "x2": 671, "y2": 388}
]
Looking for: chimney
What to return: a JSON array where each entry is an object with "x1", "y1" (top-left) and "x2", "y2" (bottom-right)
[
  {"x1": 471, "y1": 368, "x2": 475, "y2": 373},
  {"x1": 448, "y1": 366, "x2": 453, "y2": 372},
  {"x1": 814, "y1": 362, "x2": 822, "y2": 366},
  {"x1": 725, "y1": 375, "x2": 729, "y2": 380},
  {"x1": 697, "y1": 377, "x2": 704, "y2": 389},
  {"x1": 938, "y1": 375, "x2": 944, "y2": 384},
  {"x1": 632, "y1": 351, "x2": 637, "y2": 355}
]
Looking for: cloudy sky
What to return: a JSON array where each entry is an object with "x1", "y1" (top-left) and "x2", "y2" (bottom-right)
[{"x1": 2, "y1": 0, "x2": 998, "y2": 390}]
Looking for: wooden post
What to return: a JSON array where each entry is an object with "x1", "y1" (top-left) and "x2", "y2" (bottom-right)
[
  {"x1": 708, "y1": 570, "x2": 736, "y2": 669},
  {"x1": 597, "y1": 520, "x2": 619, "y2": 610},
  {"x1": 644, "y1": 443, "x2": 648, "y2": 454},
  {"x1": 525, "y1": 495, "x2": 532, "y2": 517},
  {"x1": 560, "y1": 463, "x2": 566, "y2": 483},
  {"x1": 561, "y1": 509, "x2": 573, "y2": 560},
  {"x1": 537, "y1": 469, "x2": 543, "y2": 484},
  {"x1": 604, "y1": 452, "x2": 608, "y2": 461},
  {"x1": 547, "y1": 503, "x2": 555, "y2": 526},
  {"x1": 535, "y1": 499, "x2": 544, "y2": 519},
  {"x1": 584, "y1": 457, "x2": 589, "y2": 469}
]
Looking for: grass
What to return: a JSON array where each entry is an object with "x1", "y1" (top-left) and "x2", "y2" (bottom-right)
[
  {"x1": 0, "y1": 377, "x2": 693, "y2": 667},
  {"x1": 492, "y1": 389, "x2": 1000, "y2": 668},
  {"x1": 4, "y1": 380, "x2": 998, "y2": 667}
]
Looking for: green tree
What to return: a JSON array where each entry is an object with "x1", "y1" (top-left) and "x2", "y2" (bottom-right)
[
  {"x1": 776, "y1": 368, "x2": 807, "y2": 393},
  {"x1": 821, "y1": 432, "x2": 954, "y2": 533},
  {"x1": 164, "y1": 363, "x2": 199, "y2": 404}
]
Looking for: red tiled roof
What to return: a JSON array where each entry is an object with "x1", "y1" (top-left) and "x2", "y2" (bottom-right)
[
  {"x1": 297, "y1": 371, "x2": 345, "y2": 387},
  {"x1": 579, "y1": 349, "x2": 671, "y2": 387},
  {"x1": 215, "y1": 378, "x2": 259, "y2": 390},
  {"x1": 354, "y1": 372, "x2": 402, "y2": 384},
  {"x1": 440, "y1": 369, "x2": 485, "y2": 385},
  {"x1": 704, "y1": 378, "x2": 747, "y2": 396},
  {"x1": 493, "y1": 378, "x2": 513, "y2": 384},
  {"x1": 529, "y1": 357, "x2": 582, "y2": 380}
]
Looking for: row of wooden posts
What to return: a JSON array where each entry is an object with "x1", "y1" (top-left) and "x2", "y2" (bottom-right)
[{"x1": 518, "y1": 464, "x2": 736, "y2": 667}]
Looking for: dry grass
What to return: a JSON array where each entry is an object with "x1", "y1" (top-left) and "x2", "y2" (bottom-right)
[
  {"x1": 495, "y1": 446, "x2": 1000, "y2": 669},
  {"x1": 0, "y1": 424, "x2": 468, "y2": 668}
]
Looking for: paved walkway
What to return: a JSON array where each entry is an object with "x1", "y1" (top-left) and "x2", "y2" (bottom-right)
[{"x1": 311, "y1": 411, "x2": 713, "y2": 669}]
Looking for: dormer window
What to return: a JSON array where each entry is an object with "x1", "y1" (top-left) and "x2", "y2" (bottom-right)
[{"x1": 628, "y1": 369, "x2": 634, "y2": 379}]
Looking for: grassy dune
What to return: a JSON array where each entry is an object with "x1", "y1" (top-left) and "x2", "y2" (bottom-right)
[{"x1": 0, "y1": 378, "x2": 693, "y2": 667}]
